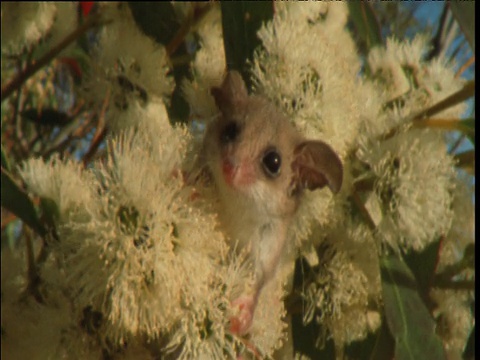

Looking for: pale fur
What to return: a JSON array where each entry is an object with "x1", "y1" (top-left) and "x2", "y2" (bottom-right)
[{"x1": 201, "y1": 71, "x2": 342, "y2": 334}]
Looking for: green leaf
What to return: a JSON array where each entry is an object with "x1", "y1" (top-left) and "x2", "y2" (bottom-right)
[
  {"x1": 463, "y1": 324, "x2": 475, "y2": 360},
  {"x1": 449, "y1": 2, "x2": 475, "y2": 52},
  {"x1": 5, "y1": 221, "x2": 19, "y2": 249},
  {"x1": 461, "y1": 118, "x2": 475, "y2": 145},
  {"x1": 368, "y1": 317, "x2": 395, "y2": 360},
  {"x1": 403, "y1": 239, "x2": 442, "y2": 293},
  {"x1": 348, "y1": 3, "x2": 382, "y2": 51},
  {"x1": 219, "y1": 2, "x2": 274, "y2": 90},
  {"x1": 345, "y1": 319, "x2": 395, "y2": 360},
  {"x1": 1, "y1": 168, "x2": 46, "y2": 237},
  {"x1": 380, "y1": 256, "x2": 447, "y2": 360},
  {"x1": 1, "y1": 145, "x2": 11, "y2": 172},
  {"x1": 128, "y1": 2, "x2": 180, "y2": 46},
  {"x1": 39, "y1": 197, "x2": 60, "y2": 231}
]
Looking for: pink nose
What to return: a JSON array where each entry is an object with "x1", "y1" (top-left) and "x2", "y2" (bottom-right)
[{"x1": 222, "y1": 159, "x2": 236, "y2": 186}]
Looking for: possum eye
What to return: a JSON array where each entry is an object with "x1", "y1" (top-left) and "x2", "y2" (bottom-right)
[
  {"x1": 262, "y1": 148, "x2": 282, "y2": 178},
  {"x1": 221, "y1": 121, "x2": 240, "y2": 144}
]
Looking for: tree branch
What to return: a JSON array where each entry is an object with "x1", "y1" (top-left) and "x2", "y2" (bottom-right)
[{"x1": 1, "y1": 15, "x2": 104, "y2": 102}]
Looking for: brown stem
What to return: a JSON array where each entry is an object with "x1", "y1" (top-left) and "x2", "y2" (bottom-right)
[
  {"x1": 1, "y1": 15, "x2": 104, "y2": 102},
  {"x1": 1, "y1": 212, "x2": 18, "y2": 230},
  {"x1": 413, "y1": 118, "x2": 466, "y2": 130},
  {"x1": 83, "y1": 91, "x2": 110, "y2": 166},
  {"x1": 455, "y1": 56, "x2": 475, "y2": 79},
  {"x1": 83, "y1": 128, "x2": 107, "y2": 166},
  {"x1": 411, "y1": 80, "x2": 475, "y2": 121},
  {"x1": 380, "y1": 81, "x2": 475, "y2": 141}
]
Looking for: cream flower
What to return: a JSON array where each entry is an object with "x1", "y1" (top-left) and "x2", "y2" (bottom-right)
[
  {"x1": 430, "y1": 289, "x2": 474, "y2": 359},
  {"x1": 83, "y1": 3, "x2": 174, "y2": 132},
  {"x1": 1, "y1": 249, "x2": 102, "y2": 359},
  {"x1": 366, "y1": 35, "x2": 467, "y2": 138},
  {"x1": 182, "y1": 4, "x2": 225, "y2": 121},
  {"x1": 19, "y1": 155, "x2": 95, "y2": 224},
  {"x1": 438, "y1": 173, "x2": 474, "y2": 269},
  {"x1": 95, "y1": 3, "x2": 174, "y2": 99},
  {"x1": 250, "y1": 2, "x2": 384, "y2": 242},
  {"x1": 357, "y1": 129, "x2": 455, "y2": 251},
  {"x1": 1, "y1": 2, "x2": 57, "y2": 54}
]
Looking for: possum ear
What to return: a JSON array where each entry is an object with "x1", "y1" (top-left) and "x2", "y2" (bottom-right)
[
  {"x1": 291, "y1": 140, "x2": 343, "y2": 194},
  {"x1": 211, "y1": 71, "x2": 248, "y2": 115}
]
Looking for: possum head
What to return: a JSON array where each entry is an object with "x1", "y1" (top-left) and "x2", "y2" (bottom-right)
[{"x1": 205, "y1": 71, "x2": 343, "y2": 218}]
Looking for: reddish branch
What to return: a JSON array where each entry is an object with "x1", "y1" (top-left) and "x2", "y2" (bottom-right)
[{"x1": 1, "y1": 15, "x2": 103, "y2": 102}]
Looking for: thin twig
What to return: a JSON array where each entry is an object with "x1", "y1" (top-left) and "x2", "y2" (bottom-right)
[
  {"x1": 83, "y1": 90, "x2": 110, "y2": 166},
  {"x1": 12, "y1": 58, "x2": 30, "y2": 157},
  {"x1": 448, "y1": 134, "x2": 466, "y2": 155},
  {"x1": 380, "y1": 81, "x2": 475, "y2": 141},
  {"x1": 83, "y1": 128, "x2": 107, "y2": 166},
  {"x1": 1, "y1": 212, "x2": 18, "y2": 230},
  {"x1": 1, "y1": 15, "x2": 104, "y2": 102},
  {"x1": 455, "y1": 56, "x2": 475, "y2": 78},
  {"x1": 411, "y1": 81, "x2": 475, "y2": 121}
]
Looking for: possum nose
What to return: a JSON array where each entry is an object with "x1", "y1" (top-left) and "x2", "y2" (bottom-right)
[
  {"x1": 222, "y1": 158, "x2": 237, "y2": 186},
  {"x1": 222, "y1": 157, "x2": 256, "y2": 188}
]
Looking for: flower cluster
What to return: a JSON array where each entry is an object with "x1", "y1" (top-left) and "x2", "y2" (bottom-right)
[{"x1": 1, "y1": 2, "x2": 473, "y2": 359}]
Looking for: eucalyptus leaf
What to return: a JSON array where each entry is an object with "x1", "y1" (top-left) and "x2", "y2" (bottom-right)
[
  {"x1": 128, "y1": 2, "x2": 179, "y2": 46},
  {"x1": 1, "y1": 145, "x2": 11, "y2": 171},
  {"x1": 348, "y1": 2, "x2": 383, "y2": 51},
  {"x1": 5, "y1": 221, "x2": 19, "y2": 250},
  {"x1": 403, "y1": 239, "x2": 441, "y2": 293},
  {"x1": 39, "y1": 197, "x2": 60, "y2": 231},
  {"x1": 368, "y1": 318, "x2": 395, "y2": 360},
  {"x1": 449, "y1": 2, "x2": 475, "y2": 52},
  {"x1": 380, "y1": 256, "x2": 447, "y2": 360},
  {"x1": 463, "y1": 324, "x2": 475, "y2": 360},
  {"x1": 219, "y1": 2, "x2": 274, "y2": 90},
  {"x1": 461, "y1": 118, "x2": 475, "y2": 145},
  {"x1": 1, "y1": 168, "x2": 46, "y2": 237}
]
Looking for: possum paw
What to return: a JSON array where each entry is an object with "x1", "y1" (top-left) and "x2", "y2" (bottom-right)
[{"x1": 230, "y1": 295, "x2": 256, "y2": 335}]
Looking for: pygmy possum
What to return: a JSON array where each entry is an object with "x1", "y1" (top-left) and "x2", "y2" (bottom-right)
[{"x1": 200, "y1": 70, "x2": 343, "y2": 335}]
